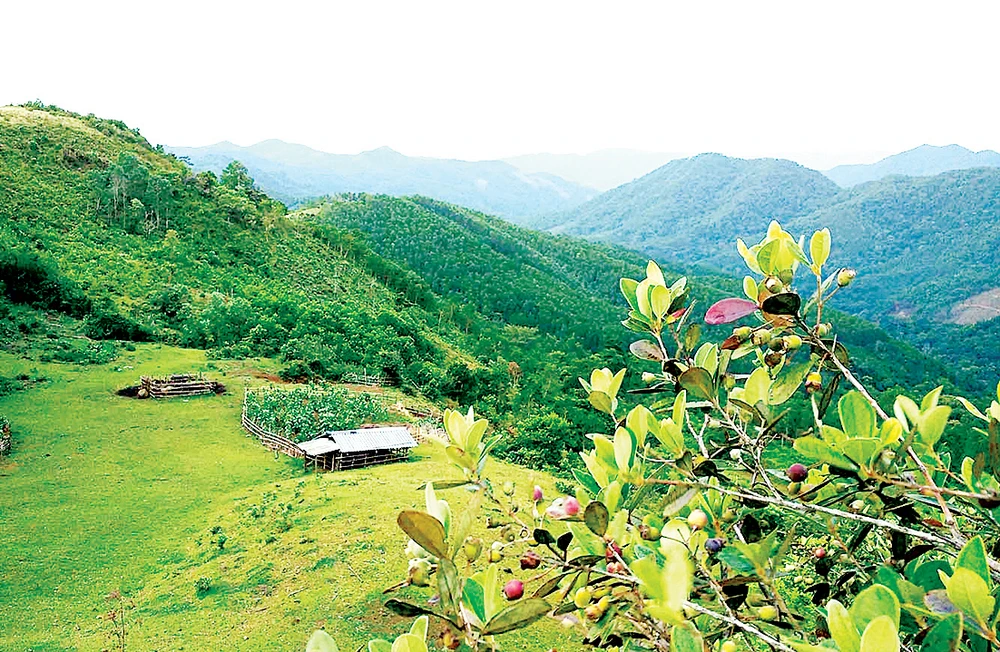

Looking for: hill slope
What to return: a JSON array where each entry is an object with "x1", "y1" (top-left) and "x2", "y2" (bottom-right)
[
  {"x1": 825, "y1": 144, "x2": 1000, "y2": 187},
  {"x1": 169, "y1": 139, "x2": 596, "y2": 218}
]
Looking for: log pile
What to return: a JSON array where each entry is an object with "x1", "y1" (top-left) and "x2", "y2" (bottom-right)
[
  {"x1": 0, "y1": 421, "x2": 10, "y2": 456},
  {"x1": 139, "y1": 374, "x2": 225, "y2": 399}
]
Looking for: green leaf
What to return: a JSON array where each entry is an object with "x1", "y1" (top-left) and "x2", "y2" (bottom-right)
[
  {"x1": 462, "y1": 578, "x2": 486, "y2": 624},
  {"x1": 827, "y1": 599, "x2": 860, "y2": 652},
  {"x1": 840, "y1": 391, "x2": 877, "y2": 438},
  {"x1": 613, "y1": 427, "x2": 636, "y2": 474},
  {"x1": 670, "y1": 623, "x2": 704, "y2": 652},
  {"x1": 630, "y1": 339, "x2": 665, "y2": 361},
  {"x1": 437, "y1": 558, "x2": 462, "y2": 616},
  {"x1": 849, "y1": 584, "x2": 900, "y2": 632},
  {"x1": 921, "y1": 612, "x2": 963, "y2": 652},
  {"x1": 769, "y1": 358, "x2": 812, "y2": 405},
  {"x1": 810, "y1": 228, "x2": 831, "y2": 269},
  {"x1": 761, "y1": 292, "x2": 801, "y2": 316},
  {"x1": 408, "y1": 616, "x2": 429, "y2": 641},
  {"x1": 678, "y1": 367, "x2": 715, "y2": 401},
  {"x1": 588, "y1": 390, "x2": 614, "y2": 415},
  {"x1": 737, "y1": 238, "x2": 762, "y2": 274},
  {"x1": 390, "y1": 633, "x2": 427, "y2": 652},
  {"x1": 793, "y1": 436, "x2": 858, "y2": 471},
  {"x1": 743, "y1": 275, "x2": 758, "y2": 301},
  {"x1": 650, "y1": 284, "x2": 672, "y2": 319},
  {"x1": 859, "y1": 615, "x2": 899, "y2": 652},
  {"x1": 481, "y1": 598, "x2": 551, "y2": 635},
  {"x1": 306, "y1": 630, "x2": 340, "y2": 652},
  {"x1": 620, "y1": 278, "x2": 639, "y2": 311},
  {"x1": 956, "y1": 536, "x2": 991, "y2": 587},
  {"x1": 660, "y1": 485, "x2": 698, "y2": 517},
  {"x1": 917, "y1": 405, "x2": 951, "y2": 447},
  {"x1": 716, "y1": 547, "x2": 756, "y2": 574},
  {"x1": 943, "y1": 567, "x2": 995, "y2": 627},
  {"x1": 584, "y1": 501, "x2": 609, "y2": 537},
  {"x1": 397, "y1": 510, "x2": 448, "y2": 559},
  {"x1": 646, "y1": 260, "x2": 666, "y2": 286},
  {"x1": 368, "y1": 641, "x2": 392, "y2": 652}
]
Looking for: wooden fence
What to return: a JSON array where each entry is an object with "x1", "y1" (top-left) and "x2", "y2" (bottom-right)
[
  {"x1": 0, "y1": 421, "x2": 10, "y2": 456},
  {"x1": 342, "y1": 370, "x2": 389, "y2": 387},
  {"x1": 141, "y1": 374, "x2": 224, "y2": 399},
  {"x1": 240, "y1": 390, "x2": 304, "y2": 458}
]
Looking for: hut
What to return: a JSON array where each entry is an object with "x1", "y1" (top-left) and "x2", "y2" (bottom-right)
[{"x1": 299, "y1": 426, "x2": 418, "y2": 471}]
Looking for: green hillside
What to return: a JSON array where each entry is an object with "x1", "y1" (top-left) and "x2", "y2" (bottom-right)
[{"x1": 542, "y1": 154, "x2": 1000, "y2": 387}]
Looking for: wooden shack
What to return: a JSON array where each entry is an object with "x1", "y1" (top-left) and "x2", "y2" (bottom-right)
[{"x1": 299, "y1": 426, "x2": 417, "y2": 471}]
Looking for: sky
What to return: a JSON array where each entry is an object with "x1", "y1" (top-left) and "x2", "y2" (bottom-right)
[{"x1": 2, "y1": 0, "x2": 998, "y2": 169}]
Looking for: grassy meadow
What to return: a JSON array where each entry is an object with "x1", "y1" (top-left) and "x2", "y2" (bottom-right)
[{"x1": 0, "y1": 345, "x2": 572, "y2": 651}]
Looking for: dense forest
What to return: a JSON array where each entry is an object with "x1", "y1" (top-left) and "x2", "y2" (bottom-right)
[{"x1": 0, "y1": 103, "x2": 987, "y2": 472}]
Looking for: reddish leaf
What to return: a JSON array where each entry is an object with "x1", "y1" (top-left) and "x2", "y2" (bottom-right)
[{"x1": 705, "y1": 298, "x2": 759, "y2": 325}]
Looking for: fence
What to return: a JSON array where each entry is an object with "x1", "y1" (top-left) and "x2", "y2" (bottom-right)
[
  {"x1": 341, "y1": 370, "x2": 389, "y2": 387},
  {"x1": 0, "y1": 420, "x2": 10, "y2": 456},
  {"x1": 241, "y1": 389, "x2": 304, "y2": 458},
  {"x1": 141, "y1": 374, "x2": 225, "y2": 399}
]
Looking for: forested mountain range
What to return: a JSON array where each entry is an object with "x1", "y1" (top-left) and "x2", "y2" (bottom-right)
[
  {"x1": 1, "y1": 103, "x2": 978, "y2": 470},
  {"x1": 824, "y1": 144, "x2": 1000, "y2": 187},
  {"x1": 168, "y1": 139, "x2": 595, "y2": 218},
  {"x1": 538, "y1": 153, "x2": 1000, "y2": 384}
]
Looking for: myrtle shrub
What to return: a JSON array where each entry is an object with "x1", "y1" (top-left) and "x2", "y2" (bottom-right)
[{"x1": 309, "y1": 222, "x2": 1000, "y2": 652}]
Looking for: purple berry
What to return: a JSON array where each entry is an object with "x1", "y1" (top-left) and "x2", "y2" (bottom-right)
[
  {"x1": 787, "y1": 463, "x2": 808, "y2": 482},
  {"x1": 705, "y1": 538, "x2": 725, "y2": 553}
]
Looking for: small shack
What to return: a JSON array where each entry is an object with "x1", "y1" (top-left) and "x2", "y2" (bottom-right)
[{"x1": 300, "y1": 426, "x2": 418, "y2": 471}]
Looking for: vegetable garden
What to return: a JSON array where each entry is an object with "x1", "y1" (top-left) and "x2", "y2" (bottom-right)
[{"x1": 242, "y1": 385, "x2": 390, "y2": 443}]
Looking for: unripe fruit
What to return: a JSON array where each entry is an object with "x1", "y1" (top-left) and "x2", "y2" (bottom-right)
[
  {"x1": 733, "y1": 326, "x2": 753, "y2": 340},
  {"x1": 849, "y1": 499, "x2": 864, "y2": 512},
  {"x1": 488, "y1": 549, "x2": 502, "y2": 563},
  {"x1": 408, "y1": 559, "x2": 432, "y2": 586},
  {"x1": 784, "y1": 335, "x2": 803, "y2": 350},
  {"x1": 503, "y1": 579, "x2": 524, "y2": 600},
  {"x1": 463, "y1": 537, "x2": 483, "y2": 562},
  {"x1": 722, "y1": 640, "x2": 738, "y2": 652},
  {"x1": 593, "y1": 586, "x2": 611, "y2": 599},
  {"x1": 585, "y1": 604, "x2": 603, "y2": 620},
  {"x1": 813, "y1": 547, "x2": 827, "y2": 559},
  {"x1": 837, "y1": 268, "x2": 856, "y2": 287},
  {"x1": 520, "y1": 550, "x2": 542, "y2": 570},
  {"x1": 532, "y1": 485, "x2": 544, "y2": 502},
  {"x1": 805, "y1": 371, "x2": 823, "y2": 393},
  {"x1": 758, "y1": 605, "x2": 778, "y2": 621},
  {"x1": 787, "y1": 463, "x2": 808, "y2": 482},
  {"x1": 816, "y1": 323, "x2": 832, "y2": 337},
  {"x1": 778, "y1": 268, "x2": 794, "y2": 285},
  {"x1": 574, "y1": 587, "x2": 593, "y2": 608},
  {"x1": 787, "y1": 481, "x2": 802, "y2": 496},
  {"x1": 596, "y1": 595, "x2": 611, "y2": 611},
  {"x1": 439, "y1": 629, "x2": 462, "y2": 650},
  {"x1": 564, "y1": 496, "x2": 581, "y2": 516},
  {"x1": 503, "y1": 481, "x2": 515, "y2": 495},
  {"x1": 687, "y1": 509, "x2": 709, "y2": 530},
  {"x1": 641, "y1": 371, "x2": 657, "y2": 383},
  {"x1": 768, "y1": 337, "x2": 785, "y2": 351},
  {"x1": 705, "y1": 538, "x2": 725, "y2": 553},
  {"x1": 722, "y1": 509, "x2": 738, "y2": 523},
  {"x1": 752, "y1": 329, "x2": 773, "y2": 346}
]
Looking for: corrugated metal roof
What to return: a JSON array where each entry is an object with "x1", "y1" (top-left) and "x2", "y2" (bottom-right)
[
  {"x1": 324, "y1": 426, "x2": 418, "y2": 453},
  {"x1": 299, "y1": 438, "x2": 340, "y2": 456}
]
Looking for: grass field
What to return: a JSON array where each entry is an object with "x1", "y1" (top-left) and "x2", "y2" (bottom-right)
[{"x1": 0, "y1": 345, "x2": 573, "y2": 651}]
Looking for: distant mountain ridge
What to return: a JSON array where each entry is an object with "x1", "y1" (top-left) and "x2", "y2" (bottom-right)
[
  {"x1": 168, "y1": 140, "x2": 596, "y2": 219},
  {"x1": 824, "y1": 144, "x2": 1000, "y2": 187}
]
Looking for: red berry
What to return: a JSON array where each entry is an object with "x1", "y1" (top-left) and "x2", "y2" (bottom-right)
[
  {"x1": 503, "y1": 579, "x2": 524, "y2": 600},
  {"x1": 564, "y1": 496, "x2": 581, "y2": 516},
  {"x1": 520, "y1": 551, "x2": 542, "y2": 570},
  {"x1": 813, "y1": 547, "x2": 827, "y2": 559},
  {"x1": 787, "y1": 463, "x2": 808, "y2": 482}
]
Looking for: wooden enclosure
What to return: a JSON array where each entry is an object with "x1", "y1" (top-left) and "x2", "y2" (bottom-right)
[
  {"x1": 140, "y1": 374, "x2": 225, "y2": 399},
  {"x1": 300, "y1": 427, "x2": 418, "y2": 472}
]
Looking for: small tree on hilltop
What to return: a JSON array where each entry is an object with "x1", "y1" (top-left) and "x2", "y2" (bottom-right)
[{"x1": 311, "y1": 222, "x2": 1000, "y2": 651}]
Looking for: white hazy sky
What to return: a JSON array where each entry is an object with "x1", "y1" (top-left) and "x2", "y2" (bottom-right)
[{"x1": 2, "y1": 0, "x2": 998, "y2": 168}]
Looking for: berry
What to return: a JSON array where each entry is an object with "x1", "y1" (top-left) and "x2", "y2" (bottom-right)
[
  {"x1": 408, "y1": 559, "x2": 432, "y2": 586},
  {"x1": 520, "y1": 550, "x2": 542, "y2": 570},
  {"x1": 585, "y1": 604, "x2": 603, "y2": 620},
  {"x1": 574, "y1": 587, "x2": 593, "y2": 608},
  {"x1": 849, "y1": 500, "x2": 865, "y2": 512},
  {"x1": 605, "y1": 541, "x2": 623, "y2": 561},
  {"x1": 805, "y1": 372, "x2": 823, "y2": 393},
  {"x1": 488, "y1": 548, "x2": 502, "y2": 563},
  {"x1": 463, "y1": 537, "x2": 483, "y2": 562},
  {"x1": 705, "y1": 538, "x2": 725, "y2": 553},
  {"x1": 758, "y1": 605, "x2": 778, "y2": 621},
  {"x1": 786, "y1": 481, "x2": 802, "y2": 496},
  {"x1": 439, "y1": 630, "x2": 462, "y2": 650},
  {"x1": 532, "y1": 485, "x2": 544, "y2": 502},
  {"x1": 752, "y1": 329, "x2": 773, "y2": 346},
  {"x1": 787, "y1": 463, "x2": 808, "y2": 482},
  {"x1": 733, "y1": 326, "x2": 753, "y2": 340},
  {"x1": 596, "y1": 595, "x2": 611, "y2": 611},
  {"x1": 837, "y1": 268, "x2": 857, "y2": 287},
  {"x1": 816, "y1": 323, "x2": 832, "y2": 337},
  {"x1": 687, "y1": 509, "x2": 709, "y2": 530},
  {"x1": 503, "y1": 481, "x2": 515, "y2": 495},
  {"x1": 722, "y1": 641, "x2": 738, "y2": 652},
  {"x1": 978, "y1": 495, "x2": 1000, "y2": 509},
  {"x1": 564, "y1": 496, "x2": 581, "y2": 516},
  {"x1": 784, "y1": 335, "x2": 803, "y2": 350},
  {"x1": 813, "y1": 547, "x2": 827, "y2": 559},
  {"x1": 503, "y1": 579, "x2": 524, "y2": 600},
  {"x1": 764, "y1": 351, "x2": 784, "y2": 368}
]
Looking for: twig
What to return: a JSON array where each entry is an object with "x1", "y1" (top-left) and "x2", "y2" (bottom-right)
[{"x1": 684, "y1": 601, "x2": 795, "y2": 652}]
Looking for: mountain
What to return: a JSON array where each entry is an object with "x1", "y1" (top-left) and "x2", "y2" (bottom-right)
[
  {"x1": 168, "y1": 139, "x2": 596, "y2": 218},
  {"x1": 503, "y1": 149, "x2": 684, "y2": 191},
  {"x1": 824, "y1": 144, "x2": 1000, "y2": 187},
  {"x1": 542, "y1": 153, "x2": 1000, "y2": 386},
  {"x1": 532, "y1": 153, "x2": 841, "y2": 263}
]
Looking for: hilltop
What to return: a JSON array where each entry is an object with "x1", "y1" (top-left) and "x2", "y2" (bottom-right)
[
  {"x1": 502, "y1": 148, "x2": 683, "y2": 191},
  {"x1": 168, "y1": 139, "x2": 596, "y2": 218}
]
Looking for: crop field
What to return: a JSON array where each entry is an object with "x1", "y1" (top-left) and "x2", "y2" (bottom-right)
[{"x1": 0, "y1": 345, "x2": 570, "y2": 651}]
